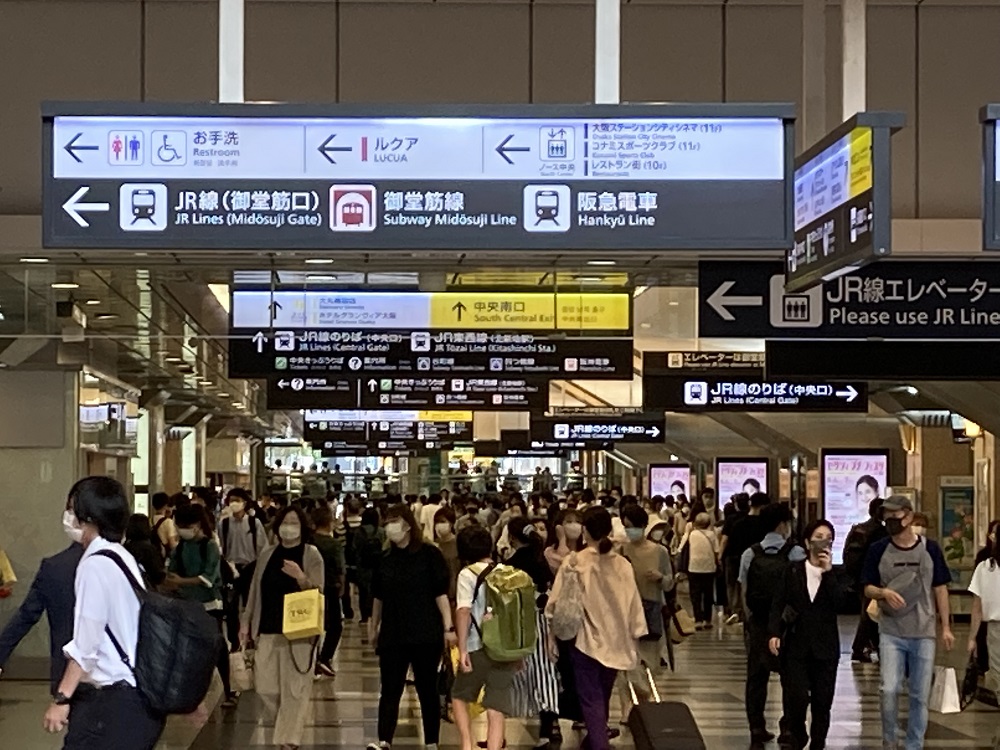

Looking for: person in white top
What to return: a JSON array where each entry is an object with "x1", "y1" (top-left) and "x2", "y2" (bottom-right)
[
  {"x1": 683, "y1": 512, "x2": 720, "y2": 629},
  {"x1": 43, "y1": 476, "x2": 166, "y2": 749},
  {"x1": 968, "y1": 542, "x2": 1000, "y2": 701}
]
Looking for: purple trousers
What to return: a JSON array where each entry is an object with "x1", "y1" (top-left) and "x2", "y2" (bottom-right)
[{"x1": 569, "y1": 645, "x2": 619, "y2": 750}]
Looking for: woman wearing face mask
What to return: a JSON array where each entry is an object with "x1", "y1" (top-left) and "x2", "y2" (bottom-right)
[
  {"x1": 367, "y1": 505, "x2": 456, "y2": 750},
  {"x1": 967, "y1": 521, "x2": 1000, "y2": 707},
  {"x1": 504, "y1": 518, "x2": 562, "y2": 748},
  {"x1": 673, "y1": 494, "x2": 691, "y2": 550},
  {"x1": 544, "y1": 509, "x2": 584, "y2": 576},
  {"x1": 767, "y1": 521, "x2": 850, "y2": 750},
  {"x1": 972, "y1": 520, "x2": 1000, "y2": 673},
  {"x1": 618, "y1": 505, "x2": 674, "y2": 717},
  {"x1": 241, "y1": 505, "x2": 325, "y2": 750},
  {"x1": 434, "y1": 505, "x2": 461, "y2": 604},
  {"x1": 166, "y1": 505, "x2": 236, "y2": 708},
  {"x1": 123, "y1": 513, "x2": 167, "y2": 589}
]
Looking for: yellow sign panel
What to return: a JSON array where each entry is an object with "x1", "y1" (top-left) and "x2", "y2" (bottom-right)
[
  {"x1": 848, "y1": 126, "x2": 873, "y2": 198},
  {"x1": 428, "y1": 292, "x2": 630, "y2": 331},
  {"x1": 418, "y1": 410, "x2": 473, "y2": 423}
]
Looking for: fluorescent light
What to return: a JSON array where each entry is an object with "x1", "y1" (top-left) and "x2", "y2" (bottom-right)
[
  {"x1": 305, "y1": 258, "x2": 335, "y2": 265},
  {"x1": 586, "y1": 260, "x2": 617, "y2": 266},
  {"x1": 50, "y1": 282, "x2": 79, "y2": 290},
  {"x1": 218, "y1": 392, "x2": 230, "y2": 398},
  {"x1": 904, "y1": 385, "x2": 919, "y2": 396},
  {"x1": 670, "y1": 454, "x2": 679, "y2": 461},
  {"x1": 164, "y1": 356, "x2": 183, "y2": 363},
  {"x1": 231, "y1": 401, "x2": 244, "y2": 408},
  {"x1": 94, "y1": 313, "x2": 118, "y2": 321},
  {"x1": 639, "y1": 322, "x2": 652, "y2": 329},
  {"x1": 306, "y1": 274, "x2": 337, "y2": 282},
  {"x1": 19, "y1": 257, "x2": 49, "y2": 264},
  {"x1": 577, "y1": 276, "x2": 604, "y2": 283},
  {"x1": 668, "y1": 301, "x2": 680, "y2": 306},
  {"x1": 632, "y1": 285, "x2": 649, "y2": 297},
  {"x1": 85, "y1": 299, "x2": 101, "y2": 306}
]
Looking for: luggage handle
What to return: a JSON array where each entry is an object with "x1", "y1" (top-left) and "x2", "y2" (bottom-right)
[{"x1": 627, "y1": 664, "x2": 661, "y2": 706}]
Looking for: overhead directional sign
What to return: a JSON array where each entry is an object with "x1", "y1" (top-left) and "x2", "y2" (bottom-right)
[
  {"x1": 266, "y1": 377, "x2": 358, "y2": 409},
  {"x1": 699, "y1": 260, "x2": 1000, "y2": 340},
  {"x1": 643, "y1": 374, "x2": 866, "y2": 412},
  {"x1": 231, "y1": 330, "x2": 632, "y2": 379},
  {"x1": 43, "y1": 102, "x2": 794, "y2": 250},
  {"x1": 231, "y1": 290, "x2": 631, "y2": 333},
  {"x1": 787, "y1": 112, "x2": 904, "y2": 293},
  {"x1": 981, "y1": 105, "x2": 1000, "y2": 251},
  {"x1": 360, "y1": 376, "x2": 547, "y2": 410},
  {"x1": 530, "y1": 415, "x2": 665, "y2": 444},
  {"x1": 303, "y1": 409, "x2": 472, "y2": 450},
  {"x1": 643, "y1": 351, "x2": 766, "y2": 373}
]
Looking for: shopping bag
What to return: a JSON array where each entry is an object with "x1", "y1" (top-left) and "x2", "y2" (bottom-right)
[
  {"x1": 450, "y1": 646, "x2": 485, "y2": 718},
  {"x1": 929, "y1": 665, "x2": 961, "y2": 714},
  {"x1": 866, "y1": 598, "x2": 881, "y2": 623},
  {"x1": 282, "y1": 589, "x2": 325, "y2": 640},
  {"x1": 229, "y1": 649, "x2": 255, "y2": 692},
  {"x1": 961, "y1": 655, "x2": 981, "y2": 711},
  {"x1": 669, "y1": 608, "x2": 696, "y2": 644}
]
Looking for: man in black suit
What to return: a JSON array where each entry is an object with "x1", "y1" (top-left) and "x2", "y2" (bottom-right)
[{"x1": 0, "y1": 498, "x2": 84, "y2": 694}]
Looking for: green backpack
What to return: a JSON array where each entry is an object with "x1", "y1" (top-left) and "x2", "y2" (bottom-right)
[{"x1": 471, "y1": 563, "x2": 538, "y2": 662}]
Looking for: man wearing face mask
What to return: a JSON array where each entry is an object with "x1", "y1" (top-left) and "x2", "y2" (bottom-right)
[
  {"x1": 863, "y1": 496, "x2": 953, "y2": 750},
  {"x1": 0, "y1": 493, "x2": 84, "y2": 693},
  {"x1": 218, "y1": 488, "x2": 266, "y2": 653}
]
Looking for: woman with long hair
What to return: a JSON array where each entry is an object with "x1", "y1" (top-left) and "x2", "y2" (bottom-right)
[
  {"x1": 545, "y1": 507, "x2": 645, "y2": 750},
  {"x1": 968, "y1": 523, "x2": 1000, "y2": 705}
]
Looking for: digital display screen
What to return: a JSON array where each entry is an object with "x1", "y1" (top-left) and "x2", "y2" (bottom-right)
[
  {"x1": 648, "y1": 465, "x2": 691, "y2": 499},
  {"x1": 821, "y1": 450, "x2": 889, "y2": 565},
  {"x1": 715, "y1": 458, "x2": 769, "y2": 501}
]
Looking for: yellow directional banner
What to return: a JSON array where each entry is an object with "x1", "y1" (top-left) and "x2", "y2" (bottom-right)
[
  {"x1": 418, "y1": 411, "x2": 473, "y2": 422},
  {"x1": 848, "y1": 126, "x2": 873, "y2": 198},
  {"x1": 429, "y1": 292, "x2": 630, "y2": 331}
]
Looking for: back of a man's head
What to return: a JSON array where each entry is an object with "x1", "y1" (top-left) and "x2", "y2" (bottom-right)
[
  {"x1": 151, "y1": 491, "x2": 170, "y2": 512},
  {"x1": 759, "y1": 502, "x2": 792, "y2": 534},
  {"x1": 750, "y1": 492, "x2": 773, "y2": 510},
  {"x1": 869, "y1": 497, "x2": 884, "y2": 519},
  {"x1": 71, "y1": 476, "x2": 130, "y2": 543}
]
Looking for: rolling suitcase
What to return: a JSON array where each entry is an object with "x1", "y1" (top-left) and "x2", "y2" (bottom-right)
[{"x1": 627, "y1": 667, "x2": 707, "y2": 750}]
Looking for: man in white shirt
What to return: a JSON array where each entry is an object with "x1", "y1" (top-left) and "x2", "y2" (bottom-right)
[
  {"x1": 43, "y1": 476, "x2": 166, "y2": 748},
  {"x1": 420, "y1": 492, "x2": 444, "y2": 543},
  {"x1": 218, "y1": 488, "x2": 266, "y2": 651},
  {"x1": 149, "y1": 492, "x2": 178, "y2": 559}
]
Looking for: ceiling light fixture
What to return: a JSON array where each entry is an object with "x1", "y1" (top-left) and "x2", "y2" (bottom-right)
[
  {"x1": 19, "y1": 257, "x2": 49, "y2": 264},
  {"x1": 586, "y1": 260, "x2": 617, "y2": 266},
  {"x1": 95, "y1": 313, "x2": 118, "y2": 321},
  {"x1": 50, "y1": 282, "x2": 80, "y2": 290},
  {"x1": 85, "y1": 299, "x2": 101, "y2": 306},
  {"x1": 231, "y1": 401, "x2": 244, "y2": 408},
  {"x1": 218, "y1": 392, "x2": 230, "y2": 398},
  {"x1": 304, "y1": 258, "x2": 335, "y2": 265},
  {"x1": 639, "y1": 322, "x2": 652, "y2": 329},
  {"x1": 306, "y1": 274, "x2": 338, "y2": 282},
  {"x1": 576, "y1": 276, "x2": 604, "y2": 284},
  {"x1": 632, "y1": 285, "x2": 649, "y2": 298},
  {"x1": 164, "y1": 356, "x2": 184, "y2": 363},
  {"x1": 668, "y1": 301, "x2": 680, "y2": 307}
]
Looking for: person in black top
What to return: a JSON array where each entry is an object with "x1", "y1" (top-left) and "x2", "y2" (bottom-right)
[
  {"x1": 719, "y1": 493, "x2": 752, "y2": 623},
  {"x1": 123, "y1": 513, "x2": 166, "y2": 588},
  {"x1": 367, "y1": 504, "x2": 456, "y2": 750},
  {"x1": 768, "y1": 520, "x2": 850, "y2": 750}
]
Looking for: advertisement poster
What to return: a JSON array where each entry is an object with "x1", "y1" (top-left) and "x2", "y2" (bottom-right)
[
  {"x1": 822, "y1": 451, "x2": 888, "y2": 565},
  {"x1": 939, "y1": 477, "x2": 976, "y2": 580},
  {"x1": 648, "y1": 465, "x2": 691, "y2": 499},
  {"x1": 715, "y1": 459, "x2": 769, "y2": 502}
]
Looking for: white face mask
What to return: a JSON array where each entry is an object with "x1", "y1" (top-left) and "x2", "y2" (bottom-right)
[
  {"x1": 563, "y1": 522, "x2": 582, "y2": 541},
  {"x1": 386, "y1": 521, "x2": 408, "y2": 544},
  {"x1": 178, "y1": 528, "x2": 197, "y2": 541},
  {"x1": 63, "y1": 510, "x2": 84, "y2": 544},
  {"x1": 229, "y1": 501, "x2": 245, "y2": 515},
  {"x1": 435, "y1": 522, "x2": 452, "y2": 538},
  {"x1": 278, "y1": 524, "x2": 301, "y2": 542}
]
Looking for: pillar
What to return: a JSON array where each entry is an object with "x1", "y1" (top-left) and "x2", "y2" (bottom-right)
[
  {"x1": 842, "y1": 0, "x2": 867, "y2": 120},
  {"x1": 218, "y1": 0, "x2": 245, "y2": 103},
  {"x1": 801, "y1": 0, "x2": 827, "y2": 148},
  {"x1": 194, "y1": 415, "x2": 210, "y2": 487},
  {"x1": 973, "y1": 432, "x2": 1000, "y2": 549},
  {"x1": 905, "y1": 426, "x2": 974, "y2": 536},
  {"x1": 594, "y1": 0, "x2": 620, "y2": 104},
  {"x1": 147, "y1": 403, "x2": 166, "y2": 495}
]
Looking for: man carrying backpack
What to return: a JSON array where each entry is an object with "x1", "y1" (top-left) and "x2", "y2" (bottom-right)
[
  {"x1": 218, "y1": 489, "x2": 265, "y2": 652},
  {"x1": 739, "y1": 503, "x2": 805, "y2": 750},
  {"x1": 43, "y1": 477, "x2": 166, "y2": 748},
  {"x1": 843, "y1": 497, "x2": 887, "y2": 663}
]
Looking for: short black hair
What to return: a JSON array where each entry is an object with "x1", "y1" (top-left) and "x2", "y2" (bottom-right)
[
  {"x1": 802, "y1": 519, "x2": 835, "y2": 541},
  {"x1": 457, "y1": 525, "x2": 494, "y2": 565},
  {"x1": 71, "y1": 476, "x2": 130, "y2": 543},
  {"x1": 151, "y1": 492, "x2": 170, "y2": 512},
  {"x1": 174, "y1": 504, "x2": 213, "y2": 537},
  {"x1": 226, "y1": 487, "x2": 252, "y2": 504},
  {"x1": 742, "y1": 478, "x2": 761, "y2": 493},
  {"x1": 361, "y1": 507, "x2": 380, "y2": 527},
  {"x1": 733, "y1": 492, "x2": 751, "y2": 514},
  {"x1": 759, "y1": 502, "x2": 793, "y2": 534},
  {"x1": 434, "y1": 505, "x2": 457, "y2": 525},
  {"x1": 126, "y1": 513, "x2": 152, "y2": 543},
  {"x1": 621, "y1": 503, "x2": 649, "y2": 530},
  {"x1": 312, "y1": 504, "x2": 334, "y2": 530},
  {"x1": 750, "y1": 491, "x2": 772, "y2": 509}
]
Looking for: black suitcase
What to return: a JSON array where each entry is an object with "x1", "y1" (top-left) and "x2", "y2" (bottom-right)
[{"x1": 627, "y1": 668, "x2": 707, "y2": 750}]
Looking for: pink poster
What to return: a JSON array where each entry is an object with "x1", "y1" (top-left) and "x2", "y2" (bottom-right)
[
  {"x1": 822, "y1": 451, "x2": 889, "y2": 564},
  {"x1": 648, "y1": 465, "x2": 691, "y2": 499},
  {"x1": 716, "y1": 459, "x2": 769, "y2": 501}
]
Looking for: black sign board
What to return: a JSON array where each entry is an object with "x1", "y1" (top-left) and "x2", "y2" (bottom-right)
[
  {"x1": 360, "y1": 376, "x2": 547, "y2": 410},
  {"x1": 304, "y1": 411, "x2": 471, "y2": 451},
  {"x1": 981, "y1": 105, "x2": 1000, "y2": 251},
  {"x1": 231, "y1": 330, "x2": 633, "y2": 379},
  {"x1": 787, "y1": 112, "x2": 904, "y2": 293},
  {"x1": 766, "y1": 339, "x2": 1000, "y2": 381},
  {"x1": 530, "y1": 415, "x2": 665, "y2": 443},
  {"x1": 43, "y1": 102, "x2": 794, "y2": 251},
  {"x1": 643, "y1": 351, "x2": 766, "y2": 375},
  {"x1": 267, "y1": 377, "x2": 358, "y2": 409},
  {"x1": 643, "y1": 373, "x2": 866, "y2": 412},
  {"x1": 549, "y1": 406, "x2": 646, "y2": 417},
  {"x1": 699, "y1": 260, "x2": 1000, "y2": 340},
  {"x1": 473, "y1": 440, "x2": 568, "y2": 458}
]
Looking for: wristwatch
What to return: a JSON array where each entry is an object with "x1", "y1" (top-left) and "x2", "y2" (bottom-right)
[{"x1": 53, "y1": 691, "x2": 72, "y2": 706}]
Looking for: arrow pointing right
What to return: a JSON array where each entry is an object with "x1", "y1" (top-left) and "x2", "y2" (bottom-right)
[
  {"x1": 706, "y1": 281, "x2": 764, "y2": 322},
  {"x1": 836, "y1": 385, "x2": 859, "y2": 403}
]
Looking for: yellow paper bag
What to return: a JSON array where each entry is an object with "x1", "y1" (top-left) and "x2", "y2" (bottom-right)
[
  {"x1": 449, "y1": 647, "x2": 485, "y2": 718},
  {"x1": 283, "y1": 589, "x2": 325, "y2": 640}
]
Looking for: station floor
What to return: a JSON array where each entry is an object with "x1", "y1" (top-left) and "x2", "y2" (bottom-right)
[{"x1": 1, "y1": 616, "x2": 998, "y2": 750}]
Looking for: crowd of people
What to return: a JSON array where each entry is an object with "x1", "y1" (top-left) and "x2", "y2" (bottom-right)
[{"x1": 0, "y1": 476, "x2": 997, "y2": 750}]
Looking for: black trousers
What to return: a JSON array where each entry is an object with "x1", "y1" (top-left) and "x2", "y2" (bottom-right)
[
  {"x1": 377, "y1": 643, "x2": 442, "y2": 745},
  {"x1": 745, "y1": 621, "x2": 782, "y2": 739},
  {"x1": 211, "y1": 610, "x2": 232, "y2": 696},
  {"x1": 850, "y1": 593, "x2": 879, "y2": 657},
  {"x1": 342, "y1": 567, "x2": 356, "y2": 619},
  {"x1": 780, "y1": 654, "x2": 838, "y2": 750},
  {"x1": 358, "y1": 572, "x2": 374, "y2": 622},
  {"x1": 319, "y1": 589, "x2": 344, "y2": 664},
  {"x1": 225, "y1": 562, "x2": 256, "y2": 650},
  {"x1": 688, "y1": 572, "x2": 715, "y2": 623},
  {"x1": 64, "y1": 684, "x2": 165, "y2": 750}
]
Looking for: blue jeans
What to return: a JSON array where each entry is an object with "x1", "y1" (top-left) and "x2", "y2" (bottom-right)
[{"x1": 879, "y1": 633, "x2": 936, "y2": 750}]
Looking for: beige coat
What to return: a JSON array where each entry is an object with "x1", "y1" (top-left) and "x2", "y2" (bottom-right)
[{"x1": 242, "y1": 543, "x2": 325, "y2": 639}]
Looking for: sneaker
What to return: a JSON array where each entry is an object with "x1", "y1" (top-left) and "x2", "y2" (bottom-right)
[
  {"x1": 366, "y1": 743, "x2": 390, "y2": 750},
  {"x1": 725, "y1": 613, "x2": 741, "y2": 626},
  {"x1": 315, "y1": 661, "x2": 336, "y2": 678},
  {"x1": 220, "y1": 693, "x2": 239, "y2": 709},
  {"x1": 851, "y1": 651, "x2": 874, "y2": 664}
]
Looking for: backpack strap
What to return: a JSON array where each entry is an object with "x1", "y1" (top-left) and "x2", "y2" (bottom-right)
[
  {"x1": 222, "y1": 518, "x2": 230, "y2": 557},
  {"x1": 92, "y1": 550, "x2": 142, "y2": 676},
  {"x1": 469, "y1": 562, "x2": 499, "y2": 640},
  {"x1": 777, "y1": 539, "x2": 797, "y2": 559}
]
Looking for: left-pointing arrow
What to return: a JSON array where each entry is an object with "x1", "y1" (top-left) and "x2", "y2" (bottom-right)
[
  {"x1": 64, "y1": 133, "x2": 98, "y2": 164},
  {"x1": 62, "y1": 186, "x2": 110, "y2": 228},
  {"x1": 318, "y1": 134, "x2": 353, "y2": 164}
]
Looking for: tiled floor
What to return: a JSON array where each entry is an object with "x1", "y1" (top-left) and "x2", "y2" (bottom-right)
[{"x1": 3, "y1": 614, "x2": 999, "y2": 749}]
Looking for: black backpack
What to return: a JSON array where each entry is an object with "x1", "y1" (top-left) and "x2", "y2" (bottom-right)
[
  {"x1": 95, "y1": 550, "x2": 219, "y2": 716},
  {"x1": 744, "y1": 540, "x2": 796, "y2": 621},
  {"x1": 221, "y1": 516, "x2": 258, "y2": 560}
]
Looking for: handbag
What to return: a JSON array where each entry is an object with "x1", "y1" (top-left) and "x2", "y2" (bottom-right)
[
  {"x1": 640, "y1": 599, "x2": 664, "y2": 641},
  {"x1": 229, "y1": 649, "x2": 255, "y2": 692},
  {"x1": 283, "y1": 589, "x2": 325, "y2": 640},
  {"x1": 549, "y1": 553, "x2": 585, "y2": 641},
  {"x1": 929, "y1": 665, "x2": 962, "y2": 714},
  {"x1": 961, "y1": 655, "x2": 981, "y2": 711},
  {"x1": 669, "y1": 608, "x2": 696, "y2": 643}
]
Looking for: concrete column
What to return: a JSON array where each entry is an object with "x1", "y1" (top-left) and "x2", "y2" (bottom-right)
[
  {"x1": 842, "y1": 0, "x2": 867, "y2": 120},
  {"x1": 801, "y1": 0, "x2": 827, "y2": 148},
  {"x1": 594, "y1": 0, "x2": 620, "y2": 104},
  {"x1": 147, "y1": 404, "x2": 166, "y2": 495},
  {"x1": 973, "y1": 432, "x2": 1000, "y2": 549},
  {"x1": 218, "y1": 0, "x2": 245, "y2": 103},
  {"x1": 194, "y1": 415, "x2": 210, "y2": 487}
]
